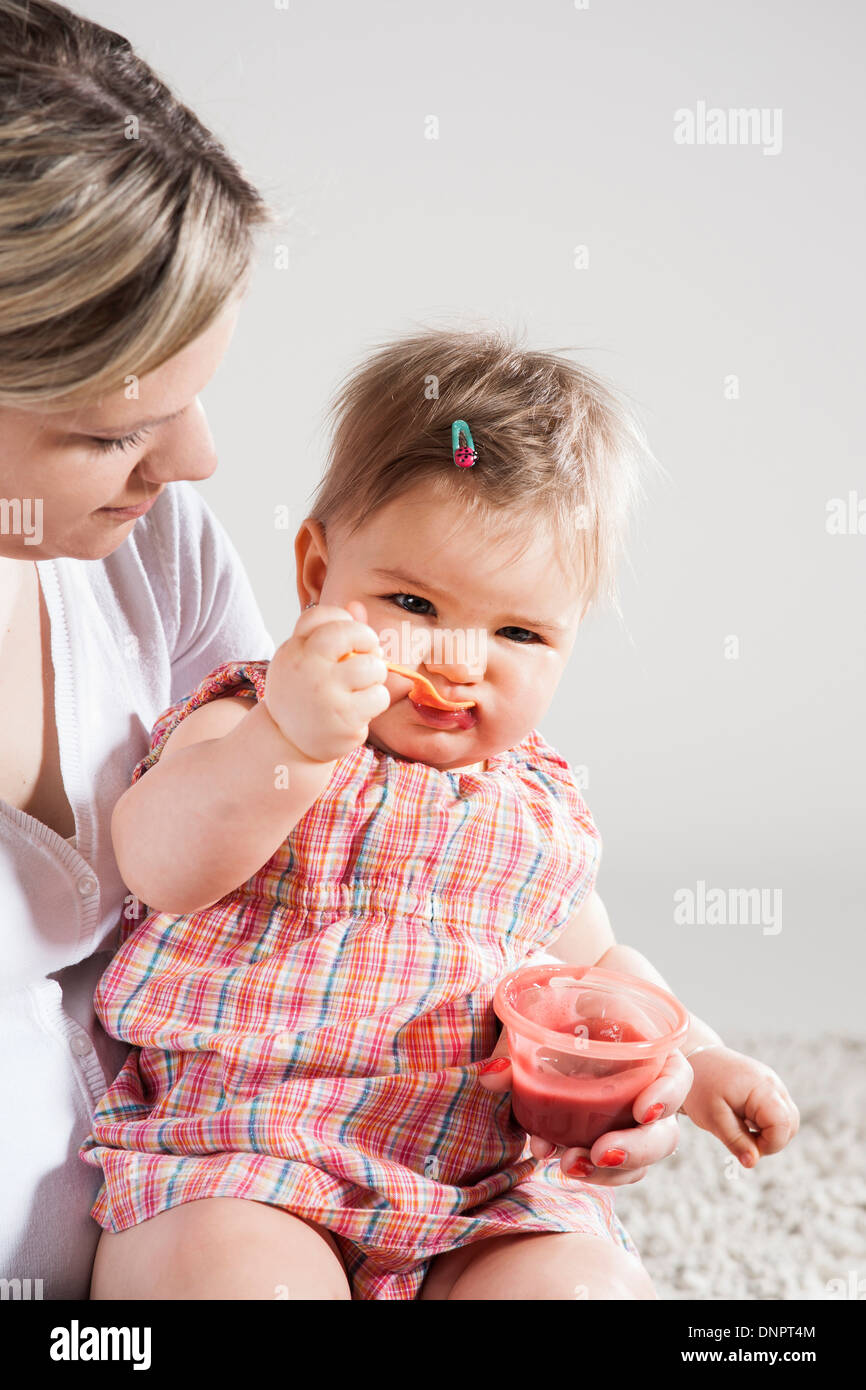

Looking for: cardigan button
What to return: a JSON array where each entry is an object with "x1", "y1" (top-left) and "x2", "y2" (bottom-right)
[
  {"x1": 77, "y1": 875, "x2": 98, "y2": 897},
  {"x1": 69, "y1": 1033, "x2": 93, "y2": 1057}
]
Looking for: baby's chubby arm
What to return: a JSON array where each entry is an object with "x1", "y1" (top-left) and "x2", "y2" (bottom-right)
[
  {"x1": 552, "y1": 891, "x2": 726, "y2": 1056},
  {"x1": 112, "y1": 601, "x2": 389, "y2": 915}
]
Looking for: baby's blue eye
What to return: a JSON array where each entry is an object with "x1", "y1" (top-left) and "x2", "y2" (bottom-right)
[
  {"x1": 498, "y1": 626, "x2": 542, "y2": 644},
  {"x1": 388, "y1": 593, "x2": 436, "y2": 616}
]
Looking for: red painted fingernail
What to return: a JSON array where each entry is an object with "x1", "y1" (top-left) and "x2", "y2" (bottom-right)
[
  {"x1": 641, "y1": 1103, "x2": 665, "y2": 1124},
  {"x1": 479, "y1": 1058, "x2": 509, "y2": 1074},
  {"x1": 567, "y1": 1157, "x2": 594, "y2": 1178},
  {"x1": 597, "y1": 1148, "x2": 627, "y2": 1167}
]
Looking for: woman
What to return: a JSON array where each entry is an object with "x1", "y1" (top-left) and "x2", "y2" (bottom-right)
[
  {"x1": 0, "y1": 1, "x2": 689, "y2": 1300},
  {"x1": 0, "y1": 0, "x2": 276, "y2": 1298}
]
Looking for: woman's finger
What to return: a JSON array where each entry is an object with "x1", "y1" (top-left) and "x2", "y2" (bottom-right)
[
  {"x1": 559, "y1": 1147, "x2": 653, "y2": 1187},
  {"x1": 476, "y1": 1035, "x2": 512, "y2": 1091},
  {"x1": 633, "y1": 1046, "x2": 694, "y2": 1125},
  {"x1": 529, "y1": 1135, "x2": 557, "y2": 1160},
  {"x1": 556, "y1": 1111, "x2": 681, "y2": 1182}
]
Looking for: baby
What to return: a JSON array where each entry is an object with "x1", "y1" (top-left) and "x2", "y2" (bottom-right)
[{"x1": 80, "y1": 327, "x2": 798, "y2": 1301}]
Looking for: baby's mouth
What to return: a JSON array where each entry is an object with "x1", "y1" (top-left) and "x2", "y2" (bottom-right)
[{"x1": 409, "y1": 697, "x2": 478, "y2": 731}]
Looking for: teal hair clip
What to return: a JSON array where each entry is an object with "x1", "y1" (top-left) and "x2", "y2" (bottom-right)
[{"x1": 451, "y1": 419, "x2": 477, "y2": 468}]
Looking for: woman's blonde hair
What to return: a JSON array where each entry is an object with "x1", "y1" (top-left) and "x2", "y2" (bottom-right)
[
  {"x1": 0, "y1": 0, "x2": 276, "y2": 409},
  {"x1": 310, "y1": 326, "x2": 656, "y2": 614}
]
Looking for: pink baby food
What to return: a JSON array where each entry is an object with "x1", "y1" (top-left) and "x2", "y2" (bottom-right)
[{"x1": 510, "y1": 1016, "x2": 656, "y2": 1149}]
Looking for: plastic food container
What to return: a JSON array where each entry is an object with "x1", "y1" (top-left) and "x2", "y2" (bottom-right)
[{"x1": 493, "y1": 962, "x2": 690, "y2": 1148}]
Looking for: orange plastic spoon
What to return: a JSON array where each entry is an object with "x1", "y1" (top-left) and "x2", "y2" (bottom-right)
[
  {"x1": 340, "y1": 651, "x2": 475, "y2": 711},
  {"x1": 385, "y1": 661, "x2": 475, "y2": 711}
]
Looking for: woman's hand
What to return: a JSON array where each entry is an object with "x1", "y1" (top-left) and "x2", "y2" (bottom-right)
[
  {"x1": 264, "y1": 599, "x2": 390, "y2": 762},
  {"x1": 477, "y1": 1032, "x2": 694, "y2": 1185},
  {"x1": 677, "y1": 1045, "x2": 800, "y2": 1169}
]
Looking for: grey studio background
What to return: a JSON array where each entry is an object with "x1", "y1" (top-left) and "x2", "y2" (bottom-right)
[{"x1": 84, "y1": 0, "x2": 865, "y2": 1042}]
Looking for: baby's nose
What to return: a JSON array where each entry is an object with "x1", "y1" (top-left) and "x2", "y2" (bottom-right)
[
  {"x1": 416, "y1": 628, "x2": 488, "y2": 684},
  {"x1": 424, "y1": 656, "x2": 485, "y2": 685}
]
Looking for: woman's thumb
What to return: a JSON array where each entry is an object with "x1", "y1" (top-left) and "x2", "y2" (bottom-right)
[{"x1": 476, "y1": 1033, "x2": 513, "y2": 1091}]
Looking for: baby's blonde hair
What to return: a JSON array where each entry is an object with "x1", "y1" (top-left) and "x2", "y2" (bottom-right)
[
  {"x1": 310, "y1": 326, "x2": 655, "y2": 615},
  {"x1": 0, "y1": 0, "x2": 277, "y2": 409}
]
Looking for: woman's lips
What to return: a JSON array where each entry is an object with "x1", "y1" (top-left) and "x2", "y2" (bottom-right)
[
  {"x1": 409, "y1": 697, "x2": 478, "y2": 731},
  {"x1": 98, "y1": 495, "x2": 158, "y2": 520}
]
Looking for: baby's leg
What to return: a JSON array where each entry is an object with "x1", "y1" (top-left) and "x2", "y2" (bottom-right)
[
  {"x1": 90, "y1": 1197, "x2": 351, "y2": 1300},
  {"x1": 419, "y1": 1230, "x2": 656, "y2": 1301}
]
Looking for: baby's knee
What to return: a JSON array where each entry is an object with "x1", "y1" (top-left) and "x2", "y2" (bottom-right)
[
  {"x1": 584, "y1": 1246, "x2": 657, "y2": 1301},
  {"x1": 90, "y1": 1200, "x2": 351, "y2": 1301}
]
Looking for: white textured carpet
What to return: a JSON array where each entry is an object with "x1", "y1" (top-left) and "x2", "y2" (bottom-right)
[{"x1": 612, "y1": 1034, "x2": 866, "y2": 1300}]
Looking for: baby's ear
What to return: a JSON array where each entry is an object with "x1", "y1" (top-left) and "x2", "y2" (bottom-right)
[{"x1": 294, "y1": 515, "x2": 328, "y2": 608}]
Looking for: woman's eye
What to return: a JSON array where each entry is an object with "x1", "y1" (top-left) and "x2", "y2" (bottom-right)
[
  {"x1": 91, "y1": 428, "x2": 150, "y2": 454},
  {"x1": 387, "y1": 593, "x2": 436, "y2": 616},
  {"x1": 498, "y1": 626, "x2": 542, "y2": 644}
]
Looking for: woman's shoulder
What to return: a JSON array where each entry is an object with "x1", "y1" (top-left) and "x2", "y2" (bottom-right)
[
  {"x1": 102, "y1": 479, "x2": 205, "y2": 597},
  {"x1": 102, "y1": 481, "x2": 275, "y2": 700}
]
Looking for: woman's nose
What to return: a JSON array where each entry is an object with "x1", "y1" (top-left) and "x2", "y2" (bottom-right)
[{"x1": 138, "y1": 400, "x2": 217, "y2": 485}]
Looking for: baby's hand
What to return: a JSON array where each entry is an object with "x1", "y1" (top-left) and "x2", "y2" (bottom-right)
[
  {"x1": 263, "y1": 600, "x2": 390, "y2": 763},
  {"x1": 679, "y1": 1045, "x2": 800, "y2": 1169}
]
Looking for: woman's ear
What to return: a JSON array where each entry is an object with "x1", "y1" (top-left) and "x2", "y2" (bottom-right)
[{"x1": 294, "y1": 516, "x2": 328, "y2": 609}]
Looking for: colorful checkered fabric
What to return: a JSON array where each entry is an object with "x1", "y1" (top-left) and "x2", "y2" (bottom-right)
[{"x1": 79, "y1": 660, "x2": 640, "y2": 1297}]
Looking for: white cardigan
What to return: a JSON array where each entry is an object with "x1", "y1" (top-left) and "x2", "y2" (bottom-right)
[{"x1": 0, "y1": 481, "x2": 275, "y2": 1299}]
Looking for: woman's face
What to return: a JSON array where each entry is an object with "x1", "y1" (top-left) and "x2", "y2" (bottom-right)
[{"x1": 0, "y1": 298, "x2": 241, "y2": 560}]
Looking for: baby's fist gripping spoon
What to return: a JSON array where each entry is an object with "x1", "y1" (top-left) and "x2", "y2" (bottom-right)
[{"x1": 339, "y1": 651, "x2": 475, "y2": 712}]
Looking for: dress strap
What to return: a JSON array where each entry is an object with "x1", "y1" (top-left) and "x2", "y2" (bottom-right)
[{"x1": 131, "y1": 660, "x2": 269, "y2": 786}]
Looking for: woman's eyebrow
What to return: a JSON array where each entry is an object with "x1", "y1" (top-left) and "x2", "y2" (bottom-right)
[
  {"x1": 74, "y1": 406, "x2": 187, "y2": 436},
  {"x1": 371, "y1": 566, "x2": 567, "y2": 633}
]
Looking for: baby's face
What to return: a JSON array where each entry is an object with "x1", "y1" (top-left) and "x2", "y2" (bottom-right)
[{"x1": 305, "y1": 486, "x2": 586, "y2": 772}]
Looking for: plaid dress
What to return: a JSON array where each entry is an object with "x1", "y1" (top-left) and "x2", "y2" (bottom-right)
[{"x1": 80, "y1": 660, "x2": 641, "y2": 1299}]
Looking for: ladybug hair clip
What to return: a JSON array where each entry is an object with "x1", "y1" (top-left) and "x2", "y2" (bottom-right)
[{"x1": 451, "y1": 419, "x2": 477, "y2": 468}]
